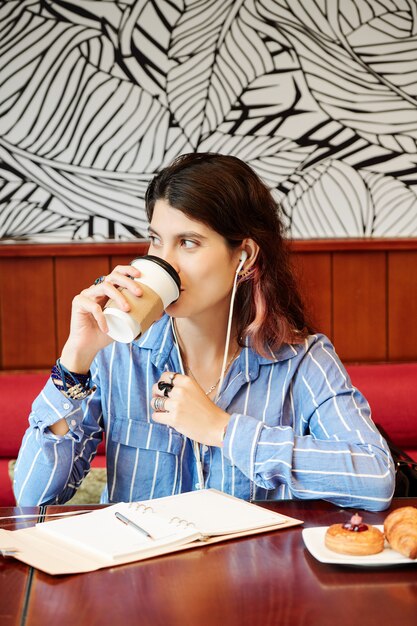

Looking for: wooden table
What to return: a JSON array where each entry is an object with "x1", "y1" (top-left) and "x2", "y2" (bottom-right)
[
  {"x1": 0, "y1": 506, "x2": 41, "y2": 626},
  {"x1": 1, "y1": 499, "x2": 416, "y2": 626}
]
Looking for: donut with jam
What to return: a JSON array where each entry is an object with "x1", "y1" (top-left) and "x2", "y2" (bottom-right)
[{"x1": 325, "y1": 513, "x2": 384, "y2": 556}]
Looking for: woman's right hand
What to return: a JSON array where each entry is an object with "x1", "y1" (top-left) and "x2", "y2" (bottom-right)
[{"x1": 60, "y1": 265, "x2": 143, "y2": 373}]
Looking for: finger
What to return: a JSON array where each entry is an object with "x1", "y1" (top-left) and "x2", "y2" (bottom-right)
[
  {"x1": 152, "y1": 382, "x2": 173, "y2": 398},
  {"x1": 167, "y1": 371, "x2": 180, "y2": 385},
  {"x1": 158, "y1": 381, "x2": 173, "y2": 397},
  {"x1": 152, "y1": 408, "x2": 172, "y2": 427},
  {"x1": 109, "y1": 264, "x2": 141, "y2": 280},
  {"x1": 88, "y1": 266, "x2": 145, "y2": 310},
  {"x1": 83, "y1": 281, "x2": 131, "y2": 312},
  {"x1": 159, "y1": 372, "x2": 183, "y2": 387},
  {"x1": 91, "y1": 265, "x2": 142, "y2": 294},
  {"x1": 151, "y1": 395, "x2": 170, "y2": 413},
  {"x1": 105, "y1": 269, "x2": 142, "y2": 295},
  {"x1": 72, "y1": 294, "x2": 109, "y2": 333},
  {"x1": 153, "y1": 372, "x2": 183, "y2": 398}
]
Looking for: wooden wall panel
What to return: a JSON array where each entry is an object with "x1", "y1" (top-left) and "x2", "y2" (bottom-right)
[
  {"x1": 109, "y1": 241, "x2": 149, "y2": 270},
  {"x1": 388, "y1": 251, "x2": 417, "y2": 361},
  {"x1": 55, "y1": 256, "x2": 110, "y2": 353},
  {"x1": 110, "y1": 254, "x2": 144, "y2": 268},
  {"x1": 333, "y1": 252, "x2": 387, "y2": 362},
  {"x1": 293, "y1": 252, "x2": 332, "y2": 338},
  {"x1": 0, "y1": 258, "x2": 56, "y2": 368},
  {"x1": 1, "y1": 240, "x2": 416, "y2": 368}
]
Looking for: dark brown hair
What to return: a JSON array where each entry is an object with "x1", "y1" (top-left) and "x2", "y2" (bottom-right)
[{"x1": 145, "y1": 153, "x2": 312, "y2": 356}]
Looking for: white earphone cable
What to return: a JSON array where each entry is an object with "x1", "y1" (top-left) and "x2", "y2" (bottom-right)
[
  {"x1": 214, "y1": 252, "x2": 246, "y2": 403},
  {"x1": 170, "y1": 251, "x2": 246, "y2": 489}
]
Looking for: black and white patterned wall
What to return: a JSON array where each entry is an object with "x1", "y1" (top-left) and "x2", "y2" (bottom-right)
[{"x1": 1, "y1": 0, "x2": 416, "y2": 242}]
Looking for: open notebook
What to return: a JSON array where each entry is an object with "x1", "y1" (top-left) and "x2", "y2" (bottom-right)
[{"x1": 0, "y1": 489, "x2": 302, "y2": 575}]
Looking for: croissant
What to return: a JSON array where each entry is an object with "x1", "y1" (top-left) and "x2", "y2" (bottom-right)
[{"x1": 384, "y1": 506, "x2": 417, "y2": 559}]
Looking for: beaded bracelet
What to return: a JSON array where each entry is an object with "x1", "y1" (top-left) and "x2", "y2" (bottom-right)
[{"x1": 51, "y1": 359, "x2": 96, "y2": 400}]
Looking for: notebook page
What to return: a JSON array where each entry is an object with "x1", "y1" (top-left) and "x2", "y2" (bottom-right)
[
  {"x1": 145, "y1": 489, "x2": 293, "y2": 536},
  {"x1": 35, "y1": 502, "x2": 200, "y2": 560}
]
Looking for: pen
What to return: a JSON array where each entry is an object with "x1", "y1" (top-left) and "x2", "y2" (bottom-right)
[{"x1": 114, "y1": 511, "x2": 154, "y2": 540}]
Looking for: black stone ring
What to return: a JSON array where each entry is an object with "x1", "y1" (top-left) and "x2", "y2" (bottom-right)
[
  {"x1": 158, "y1": 381, "x2": 173, "y2": 397},
  {"x1": 94, "y1": 275, "x2": 106, "y2": 285}
]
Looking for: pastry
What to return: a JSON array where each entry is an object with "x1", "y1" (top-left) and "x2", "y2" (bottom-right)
[
  {"x1": 384, "y1": 506, "x2": 417, "y2": 559},
  {"x1": 325, "y1": 513, "x2": 384, "y2": 556}
]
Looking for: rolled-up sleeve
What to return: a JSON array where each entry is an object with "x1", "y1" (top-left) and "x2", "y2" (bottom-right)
[
  {"x1": 14, "y1": 375, "x2": 103, "y2": 506},
  {"x1": 223, "y1": 337, "x2": 395, "y2": 511}
]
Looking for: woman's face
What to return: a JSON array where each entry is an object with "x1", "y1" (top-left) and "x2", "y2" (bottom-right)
[{"x1": 148, "y1": 199, "x2": 242, "y2": 321}]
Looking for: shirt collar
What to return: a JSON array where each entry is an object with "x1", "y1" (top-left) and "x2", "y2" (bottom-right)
[
  {"x1": 133, "y1": 314, "x2": 175, "y2": 369},
  {"x1": 239, "y1": 335, "x2": 300, "y2": 382},
  {"x1": 134, "y1": 314, "x2": 301, "y2": 378}
]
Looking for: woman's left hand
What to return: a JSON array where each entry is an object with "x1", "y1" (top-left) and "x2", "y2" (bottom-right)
[{"x1": 151, "y1": 372, "x2": 230, "y2": 447}]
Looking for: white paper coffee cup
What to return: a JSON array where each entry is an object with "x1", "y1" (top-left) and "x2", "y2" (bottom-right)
[{"x1": 103, "y1": 256, "x2": 180, "y2": 343}]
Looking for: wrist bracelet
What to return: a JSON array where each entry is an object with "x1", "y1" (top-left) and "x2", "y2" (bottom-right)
[{"x1": 51, "y1": 359, "x2": 96, "y2": 400}]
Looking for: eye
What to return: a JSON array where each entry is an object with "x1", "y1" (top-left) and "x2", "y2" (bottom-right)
[
  {"x1": 148, "y1": 234, "x2": 161, "y2": 247},
  {"x1": 181, "y1": 239, "x2": 198, "y2": 249}
]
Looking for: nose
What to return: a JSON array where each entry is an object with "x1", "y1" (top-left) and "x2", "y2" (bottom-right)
[
  {"x1": 166, "y1": 258, "x2": 180, "y2": 276},
  {"x1": 158, "y1": 250, "x2": 180, "y2": 275}
]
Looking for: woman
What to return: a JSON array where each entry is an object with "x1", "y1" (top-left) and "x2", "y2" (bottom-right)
[{"x1": 14, "y1": 153, "x2": 394, "y2": 510}]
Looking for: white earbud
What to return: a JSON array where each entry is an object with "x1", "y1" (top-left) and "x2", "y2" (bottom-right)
[{"x1": 236, "y1": 250, "x2": 248, "y2": 274}]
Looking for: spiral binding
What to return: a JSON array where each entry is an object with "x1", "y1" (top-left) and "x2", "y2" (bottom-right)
[
  {"x1": 169, "y1": 516, "x2": 195, "y2": 529},
  {"x1": 127, "y1": 503, "x2": 195, "y2": 528},
  {"x1": 128, "y1": 503, "x2": 153, "y2": 514}
]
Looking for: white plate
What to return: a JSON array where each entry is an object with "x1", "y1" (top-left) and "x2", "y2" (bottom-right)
[{"x1": 302, "y1": 526, "x2": 415, "y2": 567}]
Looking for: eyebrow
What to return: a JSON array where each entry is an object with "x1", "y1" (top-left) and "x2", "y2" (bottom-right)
[{"x1": 148, "y1": 226, "x2": 208, "y2": 241}]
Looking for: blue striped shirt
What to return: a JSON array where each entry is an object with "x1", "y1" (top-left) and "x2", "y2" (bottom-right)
[{"x1": 14, "y1": 315, "x2": 395, "y2": 510}]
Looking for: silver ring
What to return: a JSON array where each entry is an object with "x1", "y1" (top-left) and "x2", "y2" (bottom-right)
[
  {"x1": 154, "y1": 396, "x2": 167, "y2": 412},
  {"x1": 93, "y1": 275, "x2": 106, "y2": 285}
]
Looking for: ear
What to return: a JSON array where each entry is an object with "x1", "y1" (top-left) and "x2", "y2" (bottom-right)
[{"x1": 239, "y1": 238, "x2": 259, "y2": 271}]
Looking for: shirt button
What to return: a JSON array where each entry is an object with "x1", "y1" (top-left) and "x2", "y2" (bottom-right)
[
  {"x1": 70, "y1": 419, "x2": 77, "y2": 427},
  {"x1": 202, "y1": 445, "x2": 208, "y2": 454},
  {"x1": 62, "y1": 402, "x2": 71, "y2": 410}
]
